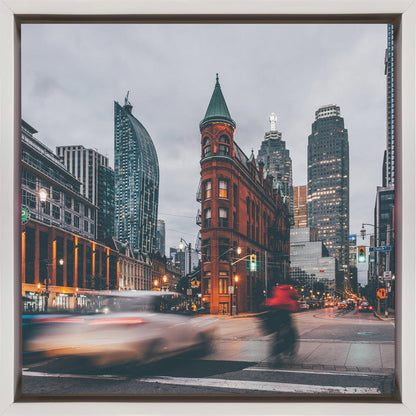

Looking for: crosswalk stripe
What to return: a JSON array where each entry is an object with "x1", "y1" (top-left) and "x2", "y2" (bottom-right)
[
  {"x1": 136, "y1": 376, "x2": 381, "y2": 394},
  {"x1": 243, "y1": 366, "x2": 392, "y2": 377},
  {"x1": 23, "y1": 370, "x2": 127, "y2": 381}
]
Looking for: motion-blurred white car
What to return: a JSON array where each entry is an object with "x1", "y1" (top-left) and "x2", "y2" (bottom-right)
[
  {"x1": 298, "y1": 301, "x2": 310, "y2": 311},
  {"x1": 23, "y1": 291, "x2": 217, "y2": 366}
]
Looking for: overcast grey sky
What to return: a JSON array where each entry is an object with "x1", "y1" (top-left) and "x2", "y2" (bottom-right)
[{"x1": 22, "y1": 23, "x2": 387, "y2": 285}]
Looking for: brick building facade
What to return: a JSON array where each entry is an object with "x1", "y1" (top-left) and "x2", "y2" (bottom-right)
[{"x1": 199, "y1": 75, "x2": 290, "y2": 314}]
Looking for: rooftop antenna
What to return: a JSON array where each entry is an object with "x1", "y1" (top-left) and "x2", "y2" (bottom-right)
[{"x1": 124, "y1": 91, "x2": 133, "y2": 113}]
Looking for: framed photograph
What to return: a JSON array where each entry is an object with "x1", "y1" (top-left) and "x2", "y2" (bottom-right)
[{"x1": 1, "y1": 1, "x2": 415, "y2": 415}]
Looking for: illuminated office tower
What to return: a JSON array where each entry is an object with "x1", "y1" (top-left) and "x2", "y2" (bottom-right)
[
  {"x1": 293, "y1": 185, "x2": 307, "y2": 228},
  {"x1": 257, "y1": 113, "x2": 293, "y2": 220},
  {"x1": 307, "y1": 104, "x2": 349, "y2": 275}
]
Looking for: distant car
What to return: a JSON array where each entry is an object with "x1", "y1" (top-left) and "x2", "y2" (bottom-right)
[
  {"x1": 346, "y1": 299, "x2": 355, "y2": 310},
  {"x1": 337, "y1": 301, "x2": 348, "y2": 310},
  {"x1": 358, "y1": 300, "x2": 373, "y2": 312},
  {"x1": 23, "y1": 291, "x2": 217, "y2": 367},
  {"x1": 299, "y1": 301, "x2": 310, "y2": 311},
  {"x1": 323, "y1": 300, "x2": 335, "y2": 308}
]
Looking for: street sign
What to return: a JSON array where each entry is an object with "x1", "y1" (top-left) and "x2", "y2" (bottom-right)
[
  {"x1": 383, "y1": 271, "x2": 392, "y2": 280},
  {"x1": 21, "y1": 206, "x2": 30, "y2": 224},
  {"x1": 377, "y1": 288, "x2": 386, "y2": 299},
  {"x1": 228, "y1": 286, "x2": 234, "y2": 294},
  {"x1": 369, "y1": 246, "x2": 391, "y2": 252}
]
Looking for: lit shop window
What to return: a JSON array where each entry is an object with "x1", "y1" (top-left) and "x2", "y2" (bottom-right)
[
  {"x1": 219, "y1": 180, "x2": 228, "y2": 198},
  {"x1": 204, "y1": 180, "x2": 212, "y2": 199}
]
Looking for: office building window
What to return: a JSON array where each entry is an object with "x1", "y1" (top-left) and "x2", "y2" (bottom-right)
[
  {"x1": 52, "y1": 205, "x2": 60, "y2": 219},
  {"x1": 64, "y1": 211, "x2": 71, "y2": 225}
]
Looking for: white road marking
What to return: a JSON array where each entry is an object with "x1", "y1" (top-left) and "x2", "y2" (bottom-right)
[
  {"x1": 243, "y1": 366, "x2": 392, "y2": 377},
  {"x1": 135, "y1": 376, "x2": 381, "y2": 394},
  {"x1": 22, "y1": 370, "x2": 127, "y2": 381}
]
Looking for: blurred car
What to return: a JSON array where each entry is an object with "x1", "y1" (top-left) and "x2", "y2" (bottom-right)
[
  {"x1": 298, "y1": 301, "x2": 310, "y2": 311},
  {"x1": 323, "y1": 299, "x2": 335, "y2": 308},
  {"x1": 23, "y1": 291, "x2": 217, "y2": 367},
  {"x1": 337, "y1": 301, "x2": 348, "y2": 310},
  {"x1": 357, "y1": 300, "x2": 373, "y2": 312},
  {"x1": 346, "y1": 299, "x2": 355, "y2": 310}
]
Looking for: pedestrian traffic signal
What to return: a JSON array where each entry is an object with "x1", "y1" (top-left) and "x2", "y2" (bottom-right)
[
  {"x1": 249, "y1": 254, "x2": 257, "y2": 271},
  {"x1": 358, "y1": 246, "x2": 366, "y2": 263}
]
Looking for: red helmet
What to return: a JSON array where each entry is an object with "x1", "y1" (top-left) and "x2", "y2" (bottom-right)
[{"x1": 265, "y1": 285, "x2": 299, "y2": 311}]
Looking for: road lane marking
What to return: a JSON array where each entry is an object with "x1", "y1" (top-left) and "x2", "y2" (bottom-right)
[
  {"x1": 22, "y1": 370, "x2": 127, "y2": 381},
  {"x1": 135, "y1": 376, "x2": 381, "y2": 394},
  {"x1": 243, "y1": 366, "x2": 393, "y2": 377}
]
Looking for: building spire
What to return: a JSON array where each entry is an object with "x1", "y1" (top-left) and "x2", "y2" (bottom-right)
[
  {"x1": 269, "y1": 112, "x2": 277, "y2": 132},
  {"x1": 200, "y1": 74, "x2": 236, "y2": 132}
]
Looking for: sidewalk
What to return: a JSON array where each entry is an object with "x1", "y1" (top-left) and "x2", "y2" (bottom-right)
[{"x1": 373, "y1": 310, "x2": 395, "y2": 322}]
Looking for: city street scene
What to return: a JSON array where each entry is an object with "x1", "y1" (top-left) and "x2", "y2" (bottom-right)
[{"x1": 20, "y1": 23, "x2": 395, "y2": 398}]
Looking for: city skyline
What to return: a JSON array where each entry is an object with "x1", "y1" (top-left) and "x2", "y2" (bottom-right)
[{"x1": 21, "y1": 24, "x2": 387, "y2": 284}]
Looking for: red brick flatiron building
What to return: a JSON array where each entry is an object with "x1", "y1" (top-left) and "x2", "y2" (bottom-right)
[{"x1": 199, "y1": 75, "x2": 290, "y2": 314}]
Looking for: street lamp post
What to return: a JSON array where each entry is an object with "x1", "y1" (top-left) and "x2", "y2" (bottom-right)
[
  {"x1": 234, "y1": 275, "x2": 239, "y2": 315},
  {"x1": 224, "y1": 246, "x2": 241, "y2": 316},
  {"x1": 40, "y1": 258, "x2": 64, "y2": 312},
  {"x1": 179, "y1": 238, "x2": 192, "y2": 277}
]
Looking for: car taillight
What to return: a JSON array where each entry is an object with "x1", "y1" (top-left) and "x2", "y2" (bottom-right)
[
  {"x1": 88, "y1": 318, "x2": 145, "y2": 326},
  {"x1": 358, "y1": 306, "x2": 362, "y2": 310},
  {"x1": 369, "y1": 306, "x2": 373, "y2": 310},
  {"x1": 31, "y1": 317, "x2": 85, "y2": 324}
]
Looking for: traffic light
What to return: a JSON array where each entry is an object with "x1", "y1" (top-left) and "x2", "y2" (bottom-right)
[
  {"x1": 249, "y1": 254, "x2": 257, "y2": 271},
  {"x1": 358, "y1": 246, "x2": 366, "y2": 263}
]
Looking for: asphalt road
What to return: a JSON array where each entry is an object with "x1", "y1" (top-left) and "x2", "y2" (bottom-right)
[{"x1": 21, "y1": 307, "x2": 395, "y2": 398}]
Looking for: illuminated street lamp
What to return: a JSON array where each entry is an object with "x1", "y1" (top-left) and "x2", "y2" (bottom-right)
[
  {"x1": 234, "y1": 275, "x2": 239, "y2": 315},
  {"x1": 39, "y1": 188, "x2": 48, "y2": 205},
  {"x1": 162, "y1": 275, "x2": 168, "y2": 291}
]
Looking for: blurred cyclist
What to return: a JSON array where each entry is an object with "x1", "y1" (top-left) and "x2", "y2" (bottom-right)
[{"x1": 260, "y1": 284, "x2": 299, "y2": 365}]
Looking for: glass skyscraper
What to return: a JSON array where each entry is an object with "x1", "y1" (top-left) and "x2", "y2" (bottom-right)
[
  {"x1": 114, "y1": 94, "x2": 159, "y2": 253},
  {"x1": 385, "y1": 23, "x2": 395, "y2": 187},
  {"x1": 256, "y1": 113, "x2": 293, "y2": 220},
  {"x1": 307, "y1": 104, "x2": 349, "y2": 275}
]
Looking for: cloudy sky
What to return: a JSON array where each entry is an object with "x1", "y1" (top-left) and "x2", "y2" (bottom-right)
[{"x1": 22, "y1": 23, "x2": 387, "y2": 285}]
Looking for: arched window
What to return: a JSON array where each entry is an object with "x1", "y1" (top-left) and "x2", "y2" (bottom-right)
[
  {"x1": 203, "y1": 136, "x2": 211, "y2": 146},
  {"x1": 203, "y1": 145, "x2": 211, "y2": 157},
  {"x1": 219, "y1": 135, "x2": 230, "y2": 144},
  {"x1": 218, "y1": 144, "x2": 229, "y2": 156}
]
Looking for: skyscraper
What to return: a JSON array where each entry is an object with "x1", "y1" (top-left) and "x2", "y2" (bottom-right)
[
  {"x1": 56, "y1": 145, "x2": 114, "y2": 243},
  {"x1": 156, "y1": 219, "x2": 166, "y2": 256},
  {"x1": 307, "y1": 104, "x2": 349, "y2": 275},
  {"x1": 293, "y1": 185, "x2": 307, "y2": 228},
  {"x1": 114, "y1": 93, "x2": 159, "y2": 253},
  {"x1": 256, "y1": 113, "x2": 294, "y2": 220},
  {"x1": 385, "y1": 23, "x2": 395, "y2": 187}
]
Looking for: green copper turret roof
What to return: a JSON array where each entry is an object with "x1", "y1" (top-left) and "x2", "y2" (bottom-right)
[{"x1": 200, "y1": 74, "x2": 236, "y2": 131}]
